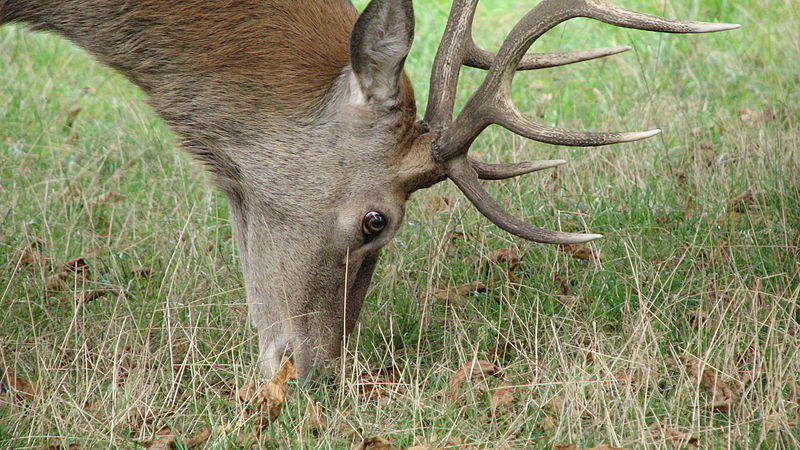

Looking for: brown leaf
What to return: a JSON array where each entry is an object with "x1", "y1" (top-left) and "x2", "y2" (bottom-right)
[
  {"x1": 489, "y1": 379, "x2": 516, "y2": 416},
  {"x1": 650, "y1": 424, "x2": 698, "y2": 449},
  {"x1": 240, "y1": 358, "x2": 297, "y2": 427},
  {"x1": 448, "y1": 360, "x2": 501, "y2": 401},
  {"x1": 729, "y1": 188, "x2": 757, "y2": 213},
  {"x1": 95, "y1": 191, "x2": 128, "y2": 205},
  {"x1": 303, "y1": 401, "x2": 328, "y2": 433},
  {"x1": 352, "y1": 437, "x2": 393, "y2": 450},
  {"x1": 424, "y1": 195, "x2": 453, "y2": 213},
  {"x1": 553, "y1": 445, "x2": 577, "y2": 450},
  {"x1": 17, "y1": 249, "x2": 48, "y2": 272},
  {"x1": 559, "y1": 244, "x2": 597, "y2": 263},
  {"x1": 0, "y1": 367, "x2": 35, "y2": 402},
  {"x1": 75, "y1": 287, "x2": 122, "y2": 304},
  {"x1": 685, "y1": 358, "x2": 738, "y2": 412},
  {"x1": 132, "y1": 266, "x2": 156, "y2": 279},
  {"x1": 186, "y1": 427, "x2": 211, "y2": 448},
  {"x1": 64, "y1": 106, "x2": 82, "y2": 130},
  {"x1": 425, "y1": 282, "x2": 486, "y2": 307},
  {"x1": 357, "y1": 366, "x2": 401, "y2": 401},
  {"x1": 486, "y1": 248, "x2": 521, "y2": 268},
  {"x1": 145, "y1": 429, "x2": 177, "y2": 450},
  {"x1": 47, "y1": 257, "x2": 90, "y2": 291}
]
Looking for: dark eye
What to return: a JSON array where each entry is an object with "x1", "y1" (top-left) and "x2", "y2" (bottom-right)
[{"x1": 362, "y1": 211, "x2": 386, "y2": 237}]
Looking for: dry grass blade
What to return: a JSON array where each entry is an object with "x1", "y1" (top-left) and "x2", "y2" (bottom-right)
[
  {"x1": 555, "y1": 445, "x2": 627, "y2": 450},
  {"x1": 448, "y1": 360, "x2": 501, "y2": 401},
  {"x1": 356, "y1": 366, "x2": 401, "y2": 401}
]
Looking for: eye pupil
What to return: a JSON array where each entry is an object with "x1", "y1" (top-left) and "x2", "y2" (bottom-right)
[{"x1": 363, "y1": 211, "x2": 386, "y2": 235}]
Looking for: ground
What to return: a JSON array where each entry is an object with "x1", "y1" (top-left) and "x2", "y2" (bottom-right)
[{"x1": 1, "y1": 0, "x2": 798, "y2": 448}]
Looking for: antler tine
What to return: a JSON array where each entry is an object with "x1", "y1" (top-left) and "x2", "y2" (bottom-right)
[
  {"x1": 471, "y1": 158, "x2": 566, "y2": 180},
  {"x1": 449, "y1": 159, "x2": 602, "y2": 244},
  {"x1": 428, "y1": 0, "x2": 738, "y2": 243},
  {"x1": 465, "y1": 45, "x2": 632, "y2": 71}
]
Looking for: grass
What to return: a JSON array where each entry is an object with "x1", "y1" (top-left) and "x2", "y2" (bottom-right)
[{"x1": 1, "y1": 0, "x2": 798, "y2": 448}]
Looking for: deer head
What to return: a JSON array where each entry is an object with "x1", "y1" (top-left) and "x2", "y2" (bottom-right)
[{"x1": 1, "y1": 0, "x2": 737, "y2": 381}]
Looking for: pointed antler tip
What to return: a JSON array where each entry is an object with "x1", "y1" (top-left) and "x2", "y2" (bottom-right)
[
  {"x1": 696, "y1": 22, "x2": 741, "y2": 33},
  {"x1": 626, "y1": 129, "x2": 661, "y2": 142}
]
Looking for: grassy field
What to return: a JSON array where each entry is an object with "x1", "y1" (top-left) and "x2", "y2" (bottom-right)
[{"x1": 1, "y1": 0, "x2": 798, "y2": 448}]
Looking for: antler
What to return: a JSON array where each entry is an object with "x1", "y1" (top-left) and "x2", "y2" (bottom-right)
[{"x1": 424, "y1": 0, "x2": 739, "y2": 244}]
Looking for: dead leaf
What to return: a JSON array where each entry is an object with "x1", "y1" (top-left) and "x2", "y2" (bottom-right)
[
  {"x1": 352, "y1": 437, "x2": 393, "y2": 450},
  {"x1": 94, "y1": 191, "x2": 128, "y2": 205},
  {"x1": 729, "y1": 188, "x2": 757, "y2": 213},
  {"x1": 46, "y1": 257, "x2": 90, "y2": 291},
  {"x1": 132, "y1": 266, "x2": 156, "y2": 279},
  {"x1": 144, "y1": 428, "x2": 177, "y2": 450},
  {"x1": 187, "y1": 427, "x2": 211, "y2": 448},
  {"x1": 425, "y1": 282, "x2": 486, "y2": 307},
  {"x1": 684, "y1": 358, "x2": 738, "y2": 412},
  {"x1": 559, "y1": 244, "x2": 597, "y2": 263},
  {"x1": 537, "y1": 416, "x2": 556, "y2": 432},
  {"x1": 650, "y1": 424, "x2": 698, "y2": 449},
  {"x1": 486, "y1": 248, "x2": 521, "y2": 268},
  {"x1": 64, "y1": 106, "x2": 82, "y2": 130},
  {"x1": 17, "y1": 249, "x2": 48, "y2": 272},
  {"x1": 75, "y1": 287, "x2": 122, "y2": 304},
  {"x1": 424, "y1": 195, "x2": 453, "y2": 213},
  {"x1": 554, "y1": 445, "x2": 576, "y2": 450},
  {"x1": 0, "y1": 367, "x2": 35, "y2": 402},
  {"x1": 585, "y1": 446, "x2": 627, "y2": 450},
  {"x1": 240, "y1": 358, "x2": 297, "y2": 427},
  {"x1": 489, "y1": 379, "x2": 516, "y2": 416},
  {"x1": 357, "y1": 366, "x2": 401, "y2": 401},
  {"x1": 303, "y1": 401, "x2": 328, "y2": 433},
  {"x1": 448, "y1": 360, "x2": 501, "y2": 401}
]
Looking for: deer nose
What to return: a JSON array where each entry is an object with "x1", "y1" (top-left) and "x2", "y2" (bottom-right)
[{"x1": 262, "y1": 335, "x2": 317, "y2": 381}]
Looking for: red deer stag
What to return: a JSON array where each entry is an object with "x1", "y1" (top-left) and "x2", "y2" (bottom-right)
[{"x1": 0, "y1": 0, "x2": 738, "y2": 381}]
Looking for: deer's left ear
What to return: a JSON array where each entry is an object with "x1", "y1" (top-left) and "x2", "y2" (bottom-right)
[{"x1": 349, "y1": 0, "x2": 414, "y2": 107}]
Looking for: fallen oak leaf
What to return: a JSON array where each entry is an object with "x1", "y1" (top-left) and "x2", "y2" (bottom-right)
[
  {"x1": 448, "y1": 360, "x2": 501, "y2": 401},
  {"x1": 144, "y1": 427, "x2": 177, "y2": 450}
]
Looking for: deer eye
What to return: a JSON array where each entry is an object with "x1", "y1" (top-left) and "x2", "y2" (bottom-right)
[{"x1": 362, "y1": 211, "x2": 386, "y2": 237}]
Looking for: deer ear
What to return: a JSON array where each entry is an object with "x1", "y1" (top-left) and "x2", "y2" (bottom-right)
[{"x1": 349, "y1": 0, "x2": 414, "y2": 106}]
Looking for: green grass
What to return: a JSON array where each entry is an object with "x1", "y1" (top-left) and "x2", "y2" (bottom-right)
[{"x1": 1, "y1": 0, "x2": 798, "y2": 448}]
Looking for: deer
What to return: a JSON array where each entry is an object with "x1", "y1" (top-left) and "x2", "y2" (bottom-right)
[{"x1": 0, "y1": 0, "x2": 738, "y2": 382}]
